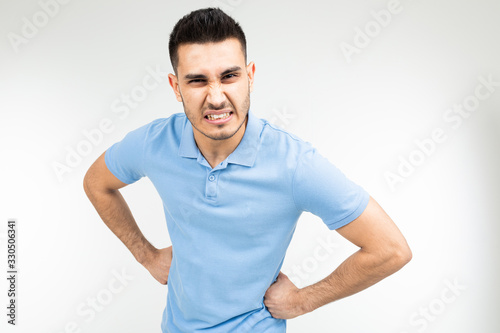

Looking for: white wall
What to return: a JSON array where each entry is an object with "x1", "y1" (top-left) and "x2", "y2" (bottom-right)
[{"x1": 1, "y1": 0, "x2": 499, "y2": 332}]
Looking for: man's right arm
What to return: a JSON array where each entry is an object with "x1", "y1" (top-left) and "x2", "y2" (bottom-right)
[{"x1": 83, "y1": 151, "x2": 172, "y2": 285}]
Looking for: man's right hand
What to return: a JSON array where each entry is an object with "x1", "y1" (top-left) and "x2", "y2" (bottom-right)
[
  {"x1": 84, "y1": 152, "x2": 174, "y2": 285},
  {"x1": 142, "y1": 246, "x2": 173, "y2": 285}
]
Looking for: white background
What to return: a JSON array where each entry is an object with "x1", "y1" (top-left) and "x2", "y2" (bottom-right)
[{"x1": 1, "y1": 0, "x2": 499, "y2": 332}]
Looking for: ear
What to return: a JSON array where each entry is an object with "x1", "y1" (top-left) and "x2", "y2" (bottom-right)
[
  {"x1": 168, "y1": 73, "x2": 183, "y2": 102},
  {"x1": 246, "y1": 61, "x2": 256, "y2": 93}
]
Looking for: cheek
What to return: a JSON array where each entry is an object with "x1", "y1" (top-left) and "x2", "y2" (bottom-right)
[
  {"x1": 227, "y1": 83, "x2": 250, "y2": 106},
  {"x1": 182, "y1": 89, "x2": 206, "y2": 107}
]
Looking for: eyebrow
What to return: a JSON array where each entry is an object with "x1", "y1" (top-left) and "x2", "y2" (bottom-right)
[{"x1": 184, "y1": 66, "x2": 242, "y2": 80}]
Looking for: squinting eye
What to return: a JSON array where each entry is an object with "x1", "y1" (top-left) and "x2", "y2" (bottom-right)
[
  {"x1": 223, "y1": 74, "x2": 238, "y2": 80},
  {"x1": 189, "y1": 79, "x2": 205, "y2": 84}
]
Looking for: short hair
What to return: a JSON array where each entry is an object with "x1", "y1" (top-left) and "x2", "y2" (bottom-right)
[{"x1": 168, "y1": 8, "x2": 247, "y2": 72}]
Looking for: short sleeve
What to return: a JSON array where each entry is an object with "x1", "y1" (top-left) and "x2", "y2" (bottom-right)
[
  {"x1": 292, "y1": 146, "x2": 370, "y2": 230},
  {"x1": 104, "y1": 124, "x2": 149, "y2": 184}
]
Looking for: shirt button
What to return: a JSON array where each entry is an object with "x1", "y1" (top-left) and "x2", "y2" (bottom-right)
[{"x1": 208, "y1": 175, "x2": 216, "y2": 182}]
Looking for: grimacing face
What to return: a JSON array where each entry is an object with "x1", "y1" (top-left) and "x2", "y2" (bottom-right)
[{"x1": 168, "y1": 38, "x2": 255, "y2": 143}]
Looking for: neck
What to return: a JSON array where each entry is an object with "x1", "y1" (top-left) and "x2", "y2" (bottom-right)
[{"x1": 193, "y1": 116, "x2": 248, "y2": 168}]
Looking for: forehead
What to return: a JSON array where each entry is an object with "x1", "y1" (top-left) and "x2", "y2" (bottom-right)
[{"x1": 176, "y1": 38, "x2": 246, "y2": 75}]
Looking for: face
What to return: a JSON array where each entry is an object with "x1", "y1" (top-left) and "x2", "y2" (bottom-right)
[{"x1": 168, "y1": 38, "x2": 255, "y2": 143}]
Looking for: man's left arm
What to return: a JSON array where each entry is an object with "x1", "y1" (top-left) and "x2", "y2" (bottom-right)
[{"x1": 264, "y1": 196, "x2": 412, "y2": 319}]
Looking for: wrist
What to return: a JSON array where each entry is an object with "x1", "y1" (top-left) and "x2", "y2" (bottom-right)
[
  {"x1": 295, "y1": 287, "x2": 314, "y2": 315},
  {"x1": 135, "y1": 242, "x2": 158, "y2": 266}
]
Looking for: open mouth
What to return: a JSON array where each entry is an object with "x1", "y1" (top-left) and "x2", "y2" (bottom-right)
[
  {"x1": 205, "y1": 112, "x2": 232, "y2": 121},
  {"x1": 204, "y1": 111, "x2": 233, "y2": 122}
]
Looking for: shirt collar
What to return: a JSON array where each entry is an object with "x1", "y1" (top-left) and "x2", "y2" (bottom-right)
[
  {"x1": 178, "y1": 110, "x2": 262, "y2": 167},
  {"x1": 178, "y1": 116, "x2": 198, "y2": 159}
]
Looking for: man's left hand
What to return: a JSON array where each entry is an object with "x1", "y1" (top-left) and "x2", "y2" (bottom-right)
[{"x1": 263, "y1": 271, "x2": 307, "y2": 319}]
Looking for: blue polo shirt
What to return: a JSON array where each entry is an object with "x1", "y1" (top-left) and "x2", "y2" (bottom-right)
[{"x1": 105, "y1": 110, "x2": 370, "y2": 332}]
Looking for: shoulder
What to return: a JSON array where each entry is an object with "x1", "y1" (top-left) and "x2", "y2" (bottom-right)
[
  {"x1": 129, "y1": 113, "x2": 186, "y2": 142},
  {"x1": 258, "y1": 118, "x2": 314, "y2": 157},
  {"x1": 144, "y1": 112, "x2": 185, "y2": 134}
]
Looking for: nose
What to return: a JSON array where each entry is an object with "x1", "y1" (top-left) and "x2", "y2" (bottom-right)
[{"x1": 206, "y1": 83, "x2": 227, "y2": 108}]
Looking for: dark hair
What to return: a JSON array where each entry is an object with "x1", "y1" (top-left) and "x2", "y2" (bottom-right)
[{"x1": 168, "y1": 8, "x2": 247, "y2": 72}]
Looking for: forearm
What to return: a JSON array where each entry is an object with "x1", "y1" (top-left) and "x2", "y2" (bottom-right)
[
  {"x1": 84, "y1": 185, "x2": 155, "y2": 264},
  {"x1": 298, "y1": 247, "x2": 409, "y2": 314}
]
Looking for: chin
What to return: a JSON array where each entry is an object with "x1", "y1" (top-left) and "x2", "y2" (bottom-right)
[{"x1": 204, "y1": 128, "x2": 239, "y2": 141}]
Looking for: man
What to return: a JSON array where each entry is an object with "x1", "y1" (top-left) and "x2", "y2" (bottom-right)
[{"x1": 83, "y1": 7, "x2": 412, "y2": 333}]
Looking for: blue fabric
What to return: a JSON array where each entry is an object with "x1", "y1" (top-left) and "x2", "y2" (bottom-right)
[{"x1": 104, "y1": 111, "x2": 370, "y2": 332}]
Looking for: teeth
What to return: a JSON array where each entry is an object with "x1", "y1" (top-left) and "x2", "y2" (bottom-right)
[{"x1": 207, "y1": 112, "x2": 230, "y2": 121}]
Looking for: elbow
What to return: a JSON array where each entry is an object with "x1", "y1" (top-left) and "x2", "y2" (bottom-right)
[
  {"x1": 83, "y1": 169, "x2": 92, "y2": 197},
  {"x1": 83, "y1": 167, "x2": 99, "y2": 200},
  {"x1": 391, "y1": 242, "x2": 412, "y2": 270},
  {"x1": 363, "y1": 242, "x2": 412, "y2": 276},
  {"x1": 370, "y1": 241, "x2": 412, "y2": 274}
]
